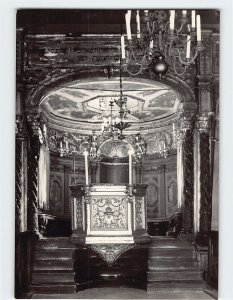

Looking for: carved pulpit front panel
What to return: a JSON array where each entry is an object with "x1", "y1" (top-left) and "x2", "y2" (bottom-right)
[{"x1": 70, "y1": 184, "x2": 149, "y2": 245}]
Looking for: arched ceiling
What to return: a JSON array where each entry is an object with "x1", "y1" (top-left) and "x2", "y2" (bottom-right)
[{"x1": 40, "y1": 77, "x2": 182, "y2": 124}]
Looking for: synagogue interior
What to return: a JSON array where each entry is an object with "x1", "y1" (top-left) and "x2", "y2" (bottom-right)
[{"x1": 15, "y1": 9, "x2": 219, "y2": 299}]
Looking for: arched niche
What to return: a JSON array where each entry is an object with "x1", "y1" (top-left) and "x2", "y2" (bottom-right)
[{"x1": 97, "y1": 139, "x2": 134, "y2": 184}]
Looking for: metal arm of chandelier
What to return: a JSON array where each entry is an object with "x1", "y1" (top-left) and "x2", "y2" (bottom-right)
[{"x1": 121, "y1": 10, "x2": 205, "y2": 77}]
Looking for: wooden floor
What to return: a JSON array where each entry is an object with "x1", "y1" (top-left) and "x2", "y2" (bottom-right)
[{"x1": 31, "y1": 287, "x2": 215, "y2": 299}]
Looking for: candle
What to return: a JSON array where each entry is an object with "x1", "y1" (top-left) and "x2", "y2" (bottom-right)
[
  {"x1": 191, "y1": 10, "x2": 196, "y2": 28},
  {"x1": 125, "y1": 11, "x2": 132, "y2": 40},
  {"x1": 196, "y1": 15, "x2": 201, "y2": 42},
  {"x1": 65, "y1": 141, "x2": 68, "y2": 149},
  {"x1": 121, "y1": 35, "x2": 125, "y2": 59},
  {"x1": 73, "y1": 156, "x2": 76, "y2": 175},
  {"x1": 43, "y1": 124, "x2": 47, "y2": 135},
  {"x1": 172, "y1": 123, "x2": 175, "y2": 133},
  {"x1": 60, "y1": 141, "x2": 63, "y2": 148},
  {"x1": 136, "y1": 10, "x2": 140, "y2": 38},
  {"x1": 149, "y1": 39, "x2": 154, "y2": 49},
  {"x1": 182, "y1": 10, "x2": 187, "y2": 18},
  {"x1": 186, "y1": 34, "x2": 191, "y2": 59},
  {"x1": 170, "y1": 10, "x2": 175, "y2": 30},
  {"x1": 84, "y1": 151, "x2": 89, "y2": 185},
  {"x1": 128, "y1": 150, "x2": 133, "y2": 185}
]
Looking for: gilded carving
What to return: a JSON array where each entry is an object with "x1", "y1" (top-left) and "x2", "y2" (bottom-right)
[
  {"x1": 90, "y1": 196, "x2": 128, "y2": 231},
  {"x1": 90, "y1": 244, "x2": 136, "y2": 265}
]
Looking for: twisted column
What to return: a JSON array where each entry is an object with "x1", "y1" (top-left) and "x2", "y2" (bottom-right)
[
  {"x1": 15, "y1": 139, "x2": 23, "y2": 234},
  {"x1": 180, "y1": 114, "x2": 195, "y2": 233},
  {"x1": 197, "y1": 114, "x2": 212, "y2": 238},
  {"x1": 15, "y1": 115, "x2": 26, "y2": 234},
  {"x1": 175, "y1": 114, "x2": 195, "y2": 234},
  {"x1": 27, "y1": 115, "x2": 40, "y2": 233}
]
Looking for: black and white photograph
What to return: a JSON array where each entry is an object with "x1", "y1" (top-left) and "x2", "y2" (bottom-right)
[{"x1": 0, "y1": 1, "x2": 233, "y2": 299}]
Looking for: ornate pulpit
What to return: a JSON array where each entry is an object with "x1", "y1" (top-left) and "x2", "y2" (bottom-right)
[{"x1": 69, "y1": 183, "x2": 149, "y2": 291}]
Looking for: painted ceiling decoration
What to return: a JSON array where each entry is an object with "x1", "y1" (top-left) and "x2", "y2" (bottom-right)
[{"x1": 40, "y1": 77, "x2": 182, "y2": 125}]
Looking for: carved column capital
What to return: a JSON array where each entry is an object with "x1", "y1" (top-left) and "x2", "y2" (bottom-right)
[
  {"x1": 197, "y1": 113, "x2": 213, "y2": 133},
  {"x1": 27, "y1": 114, "x2": 41, "y2": 136},
  {"x1": 16, "y1": 114, "x2": 26, "y2": 137},
  {"x1": 180, "y1": 113, "x2": 195, "y2": 133},
  {"x1": 27, "y1": 114, "x2": 49, "y2": 148},
  {"x1": 174, "y1": 114, "x2": 195, "y2": 147}
]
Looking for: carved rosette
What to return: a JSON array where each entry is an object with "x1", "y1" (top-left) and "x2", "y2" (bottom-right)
[
  {"x1": 90, "y1": 244, "x2": 136, "y2": 265},
  {"x1": 27, "y1": 115, "x2": 40, "y2": 233},
  {"x1": 181, "y1": 114, "x2": 195, "y2": 233},
  {"x1": 198, "y1": 114, "x2": 212, "y2": 233}
]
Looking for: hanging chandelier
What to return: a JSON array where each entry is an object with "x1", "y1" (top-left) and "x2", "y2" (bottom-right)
[
  {"x1": 120, "y1": 9, "x2": 204, "y2": 78},
  {"x1": 101, "y1": 59, "x2": 131, "y2": 139}
]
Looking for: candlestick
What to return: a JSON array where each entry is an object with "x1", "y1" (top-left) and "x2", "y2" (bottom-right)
[
  {"x1": 170, "y1": 10, "x2": 175, "y2": 30},
  {"x1": 121, "y1": 35, "x2": 125, "y2": 59},
  {"x1": 196, "y1": 15, "x2": 201, "y2": 42},
  {"x1": 128, "y1": 151, "x2": 132, "y2": 185},
  {"x1": 136, "y1": 10, "x2": 140, "y2": 38},
  {"x1": 186, "y1": 34, "x2": 191, "y2": 59},
  {"x1": 191, "y1": 10, "x2": 196, "y2": 28},
  {"x1": 149, "y1": 39, "x2": 154, "y2": 49},
  {"x1": 73, "y1": 155, "x2": 76, "y2": 175},
  {"x1": 84, "y1": 151, "x2": 89, "y2": 185},
  {"x1": 125, "y1": 11, "x2": 132, "y2": 40},
  {"x1": 182, "y1": 10, "x2": 187, "y2": 18}
]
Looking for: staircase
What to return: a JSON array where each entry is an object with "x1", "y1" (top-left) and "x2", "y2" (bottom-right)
[
  {"x1": 30, "y1": 237, "x2": 76, "y2": 295},
  {"x1": 29, "y1": 236, "x2": 205, "y2": 297},
  {"x1": 147, "y1": 236, "x2": 205, "y2": 293}
]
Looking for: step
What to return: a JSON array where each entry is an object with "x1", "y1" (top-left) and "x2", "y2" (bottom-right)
[
  {"x1": 36, "y1": 238, "x2": 76, "y2": 250},
  {"x1": 149, "y1": 256, "x2": 194, "y2": 264},
  {"x1": 32, "y1": 272, "x2": 75, "y2": 284},
  {"x1": 150, "y1": 237, "x2": 193, "y2": 247},
  {"x1": 149, "y1": 248, "x2": 193, "y2": 257},
  {"x1": 35, "y1": 249, "x2": 74, "y2": 260},
  {"x1": 33, "y1": 260, "x2": 73, "y2": 272},
  {"x1": 147, "y1": 270, "x2": 203, "y2": 281},
  {"x1": 30, "y1": 284, "x2": 76, "y2": 294},
  {"x1": 147, "y1": 283, "x2": 206, "y2": 294},
  {"x1": 148, "y1": 263, "x2": 197, "y2": 271}
]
